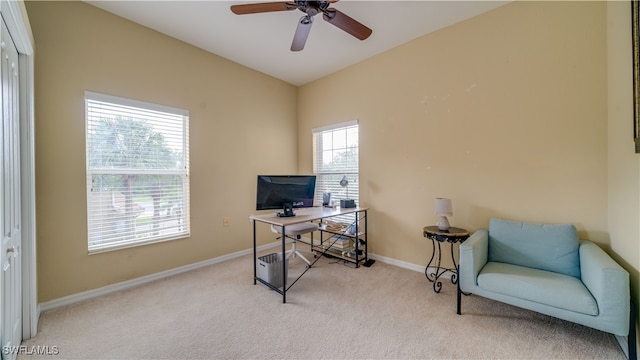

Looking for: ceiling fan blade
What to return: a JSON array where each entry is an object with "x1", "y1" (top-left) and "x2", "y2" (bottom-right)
[
  {"x1": 230, "y1": 2, "x2": 297, "y2": 15},
  {"x1": 322, "y1": 8, "x2": 372, "y2": 40},
  {"x1": 291, "y1": 16, "x2": 313, "y2": 51}
]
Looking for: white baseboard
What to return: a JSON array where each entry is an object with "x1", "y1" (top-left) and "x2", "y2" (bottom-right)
[
  {"x1": 38, "y1": 242, "x2": 433, "y2": 313},
  {"x1": 369, "y1": 253, "x2": 423, "y2": 273},
  {"x1": 369, "y1": 253, "x2": 451, "y2": 279},
  {"x1": 39, "y1": 241, "x2": 281, "y2": 312}
]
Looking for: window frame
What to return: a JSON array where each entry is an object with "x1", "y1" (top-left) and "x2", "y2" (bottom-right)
[
  {"x1": 312, "y1": 120, "x2": 359, "y2": 217},
  {"x1": 85, "y1": 91, "x2": 190, "y2": 253}
]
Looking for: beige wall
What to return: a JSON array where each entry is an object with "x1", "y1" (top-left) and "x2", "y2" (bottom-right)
[
  {"x1": 27, "y1": 1, "x2": 640, "y2": 332},
  {"x1": 607, "y1": 1, "x2": 640, "y2": 337},
  {"x1": 299, "y1": 2, "x2": 608, "y2": 265},
  {"x1": 299, "y1": 0, "x2": 640, "y2": 338},
  {"x1": 26, "y1": 1, "x2": 298, "y2": 302}
]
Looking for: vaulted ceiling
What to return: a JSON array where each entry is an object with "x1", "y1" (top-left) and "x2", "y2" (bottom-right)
[{"x1": 86, "y1": 1, "x2": 508, "y2": 86}]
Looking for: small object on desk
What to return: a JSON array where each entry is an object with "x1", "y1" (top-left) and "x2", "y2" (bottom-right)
[
  {"x1": 276, "y1": 202, "x2": 295, "y2": 217},
  {"x1": 323, "y1": 192, "x2": 332, "y2": 207},
  {"x1": 338, "y1": 175, "x2": 356, "y2": 208},
  {"x1": 423, "y1": 226, "x2": 469, "y2": 293},
  {"x1": 340, "y1": 199, "x2": 356, "y2": 208}
]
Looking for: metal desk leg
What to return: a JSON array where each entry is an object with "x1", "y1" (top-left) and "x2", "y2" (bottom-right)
[
  {"x1": 355, "y1": 212, "x2": 360, "y2": 268},
  {"x1": 253, "y1": 220, "x2": 257, "y2": 285},
  {"x1": 364, "y1": 210, "x2": 368, "y2": 261},
  {"x1": 282, "y1": 225, "x2": 287, "y2": 304}
]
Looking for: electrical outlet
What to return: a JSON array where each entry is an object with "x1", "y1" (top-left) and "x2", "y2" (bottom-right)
[{"x1": 223, "y1": 217, "x2": 231, "y2": 227}]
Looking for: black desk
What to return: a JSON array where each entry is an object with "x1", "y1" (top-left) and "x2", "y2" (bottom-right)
[{"x1": 423, "y1": 226, "x2": 469, "y2": 293}]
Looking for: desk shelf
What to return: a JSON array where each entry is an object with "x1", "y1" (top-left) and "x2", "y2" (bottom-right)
[
  {"x1": 313, "y1": 221, "x2": 367, "y2": 266},
  {"x1": 250, "y1": 207, "x2": 368, "y2": 303}
]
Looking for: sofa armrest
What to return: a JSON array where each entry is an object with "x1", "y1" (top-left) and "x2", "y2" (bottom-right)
[
  {"x1": 579, "y1": 240, "x2": 630, "y2": 335},
  {"x1": 459, "y1": 229, "x2": 489, "y2": 291}
]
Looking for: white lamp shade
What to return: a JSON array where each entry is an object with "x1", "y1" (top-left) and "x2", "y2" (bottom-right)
[{"x1": 435, "y1": 198, "x2": 453, "y2": 216}]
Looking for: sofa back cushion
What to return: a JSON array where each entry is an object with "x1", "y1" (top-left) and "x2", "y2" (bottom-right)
[{"x1": 488, "y1": 218, "x2": 580, "y2": 278}]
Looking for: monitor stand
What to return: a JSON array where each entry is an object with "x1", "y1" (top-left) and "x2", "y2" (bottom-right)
[{"x1": 277, "y1": 203, "x2": 295, "y2": 217}]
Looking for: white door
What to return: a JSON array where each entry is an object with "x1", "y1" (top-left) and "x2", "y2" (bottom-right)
[{"x1": 0, "y1": 16, "x2": 22, "y2": 360}]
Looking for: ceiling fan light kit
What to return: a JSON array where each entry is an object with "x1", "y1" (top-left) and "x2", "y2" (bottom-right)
[{"x1": 230, "y1": 0, "x2": 372, "y2": 51}]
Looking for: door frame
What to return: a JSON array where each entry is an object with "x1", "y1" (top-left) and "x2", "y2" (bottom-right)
[{"x1": 1, "y1": 0, "x2": 37, "y2": 339}]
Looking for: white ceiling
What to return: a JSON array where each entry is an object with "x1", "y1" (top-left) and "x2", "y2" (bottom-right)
[{"x1": 86, "y1": 1, "x2": 508, "y2": 86}]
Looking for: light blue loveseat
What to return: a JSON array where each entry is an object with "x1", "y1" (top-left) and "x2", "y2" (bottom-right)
[{"x1": 458, "y1": 218, "x2": 635, "y2": 358}]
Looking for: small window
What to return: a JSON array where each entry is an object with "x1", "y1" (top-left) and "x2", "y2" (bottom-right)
[
  {"x1": 312, "y1": 120, "x2": 359, "y2": 213},
  {"x1": 85, "y1": 91, "x2": 190, "y2": 253}
]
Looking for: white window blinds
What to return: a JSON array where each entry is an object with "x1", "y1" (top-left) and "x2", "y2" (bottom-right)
[
  {"x1": 85, "y1": 91, "x2": 190, "y2": 253},
  {"x1": 312, "y1": 120, "x2": 359, "y2": 209}
]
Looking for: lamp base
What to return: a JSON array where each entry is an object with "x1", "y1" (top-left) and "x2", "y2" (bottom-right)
[{"x1": 437, "y1": 216, "x2": 450, "y2": 231}]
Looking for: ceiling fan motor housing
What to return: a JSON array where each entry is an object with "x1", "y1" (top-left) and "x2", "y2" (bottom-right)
[{"x1": 293, "y1": 1, "x2": 332, "y2": 16}]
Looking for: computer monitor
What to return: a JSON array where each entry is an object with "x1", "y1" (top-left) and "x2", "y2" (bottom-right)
[{"x1": 256, "y1": 175, "x2": 317, "y2": 213}]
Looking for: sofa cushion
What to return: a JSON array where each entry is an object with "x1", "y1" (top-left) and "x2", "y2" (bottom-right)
[
  {"x1": 488, "y1": 218, "x2": 580, "y2": 278},
  {"x1": 478, "y1": 262, "x2": 598, "y2": 316}
]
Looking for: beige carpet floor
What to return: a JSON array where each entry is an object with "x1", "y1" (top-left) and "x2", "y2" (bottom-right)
[{"x1": 19, "y1": 251, "x2": 626, "y2": 359}]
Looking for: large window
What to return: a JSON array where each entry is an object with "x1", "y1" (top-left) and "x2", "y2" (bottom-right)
[
  {"x1": 312, "y1": 120, "x2": 359, "y2": 208},
  {"x1": 85, "y1": 91, "x2": 190, "y2": 253}
]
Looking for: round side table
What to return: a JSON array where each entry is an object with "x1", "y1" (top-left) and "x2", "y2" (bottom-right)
[{"x1": 423, "y1": 226, "x2": 469, "y2": 293}]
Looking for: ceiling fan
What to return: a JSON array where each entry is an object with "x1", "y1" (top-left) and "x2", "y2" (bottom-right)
[{"x1": 230, "y1": 0, "x2": 373, "y2": 51}]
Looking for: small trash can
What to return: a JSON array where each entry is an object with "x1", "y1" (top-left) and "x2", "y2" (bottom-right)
[{"x1": 257, "y1": 253, "x2": 288, "y2": 288}]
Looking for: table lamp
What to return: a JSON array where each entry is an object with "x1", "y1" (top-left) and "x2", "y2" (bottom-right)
[
  {"x1": 435, "y1": 198, "x2": 453, "y2": 231},
  {"x1": 339, "y1": 175, "x2": 356, "y2": 208}
]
